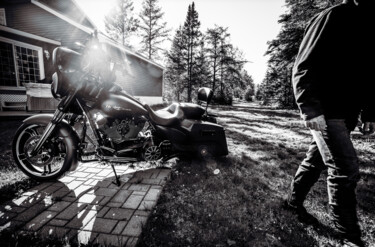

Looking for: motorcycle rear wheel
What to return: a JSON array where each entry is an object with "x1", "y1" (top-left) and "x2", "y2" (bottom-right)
[{"x1": 12, "y1": 123, "x2": 72, "y2": 181}]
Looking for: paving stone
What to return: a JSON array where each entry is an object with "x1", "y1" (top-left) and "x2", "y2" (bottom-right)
[
  {"x1": 84, "y1": 168, "x2": 102, "y2": 174},
  {"x1": 51, "y1": 188, "x2": 70, "y2": 199},
  {"x1": 77, "y1": 194, "x2": 96, "y2": 204},
  {"x1": 134, "y1": 210, "x2": 150, "y2": 217},
  {"x1": 67, "y1": 180, "x2": 84, "y2": 190},
  {"x1": 104, "y1": 208, "x2": 134, "y2": 221},
  {"x1": 133, "y1": 171, "x2": 152, "y2": 179},
  {"x1": 126, "y1": 237, "x2": 139, "y2": 247},
  {"x1": 122, "y1": 215, "x2": 147, "y2": 237},
  {"x1": 27, "y1": 183, "x2": 50, "y2": 192},
  {"x1": 141, "y1": 178, "x2": 162, "y2": 185},
  {"x1": 1, "y1": 204, "x2": 25, "y2": 213},
  {"x1": 144, "y1": 188, "x2": 161, "y2": 201},
  {"x1": 128, "y1": 184, "x2": 150, "y2": 192},
  {"x1": 14, "y1": 203, "x2": 49, "y2": 222},
  {"x1": 96, "y1": 169, "x2": 112, "y2": 177},
  {"x1": 76, "y1": 230, "x2": 98, "y2": 245},
  {"x1": 65, "y1": 209, "x2": 97, "y2": 229},
  {"x1": 157, "y1": 169, "x2": 171, "y2": 179},
  {"x1": 90, "y1": 179, "x2": 100, "y2": 186},
  {"x1": 151, "y1": 185, "x2": 163, "y2": 190},
  {"x1": 111, "y1": 190, "x2": 132, "y2": 203},
  {"x1": 72, "y1": 185, "x2": 93, "y2": 198},
  {"x1": 95, "y1": 188, "x2": 118, "y2": 197},
  {"x1": 84, "y1": 179, "x2": 95, "y2": 185},
  {"x1": 132, "y1": 191, "x2": 147, "y2": 196},
  {"x1": 70, "y1": 172, "x2": 90, "y2": 178},
  {"x1": 150, "y1": 170, "x2": 161, "y2": 179},
  {"x1": 122, "y1": 195, "x2": 143, "y2": 209},
  {"x1": 61, "y1": 196, "x2": 77, "y2": 202},
  {"x1": 48, "y1": 218, "x2": 68, "y2": 227},
  {"x1": 56, "y1": 202, "x2": 87, "y2": 220},
  {"x1": 50, "y1": 182, "x2": 66, "y2": 188},
  {"x1": 111, "y1": 220, "x2": 128, "y2": 235},
  {"x1": 98, "y1": 196, "x2": 111, "y2": 206},
  {"x1": 48, "y1": 201, "x2": 71, "y2": 212},
  {"x1": 39, "y1": 225, "x2": 71, "y2": 238},
  {"x1": 59, "y1": 176, "x2": 76, "y2": 183},
  {"x1": 106, "y1": 202, "x2": 123, "y2": 208},
  {"x1": 97, "y1": 206, "x2": 110, "y2": 218},
  {"x1": 42, "y1": 185, "x2": 63, "y2": 195},
  {"x1": 23, "y1": 211, "x2": 57, "y2": 231},
  {"x1": 94, "y1": 233, "x2": 128, "y2": 246},
  {"x1": 138, "y1": 200, "x2": 156, "y2": 211},
  {"x1": 95, "y1": 180, "x2": 113, "y2": 188},
  {"x1": 90, "y1": 218, "x2": 117, "y2": 234}
]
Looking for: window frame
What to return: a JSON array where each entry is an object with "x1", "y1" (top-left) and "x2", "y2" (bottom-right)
[
  {"x1": 0, "y1": 8, "x2": 6, "y2": 26},
  {"x1": 0, "y1": 37, "x2": 45, "y2": 90}
]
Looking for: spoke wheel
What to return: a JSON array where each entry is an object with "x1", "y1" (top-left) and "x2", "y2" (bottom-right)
[
  {"x1": 13, "y1": 123, "x2": 70, "y2": 181},
  {"x1": 143, "y1": 145, "x2": 162, "y2": 161}
]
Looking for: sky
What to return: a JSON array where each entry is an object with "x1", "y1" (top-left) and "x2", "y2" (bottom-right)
[{"x1": 75, "y1": 0, "x2": 286, "y2": 84}]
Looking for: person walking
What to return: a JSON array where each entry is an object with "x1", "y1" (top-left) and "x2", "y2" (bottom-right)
[{"x1": 285, "y1": 0, "x2": 375, "y2": 246}]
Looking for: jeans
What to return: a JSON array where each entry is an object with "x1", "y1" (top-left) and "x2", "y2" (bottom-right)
[{"x1": 289, "y1": 119, "x2": 361, "y2": 238}]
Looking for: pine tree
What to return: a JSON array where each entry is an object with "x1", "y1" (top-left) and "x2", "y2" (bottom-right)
[
  {"x1": 164, "y1": 26, "x2": 187, "y2": 101},
  {"x1": 139, "y1": 0, "x2": 170, "y2": 60},
  {"x1": 104, "y1": 0, "x2": 139, "y2": 46},
  {"x1": 262, "y1": 0, "x2": 342, "y2": 107},
  {"x1": 182, "y1": 2, "x2": 202, "y2": 102}
]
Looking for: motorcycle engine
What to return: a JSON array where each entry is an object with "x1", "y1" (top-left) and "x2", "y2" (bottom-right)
[{"x1": 99, "y1": 118, "x2": 145, "y2": 144}]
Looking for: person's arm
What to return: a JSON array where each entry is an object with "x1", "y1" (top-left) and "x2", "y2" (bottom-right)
[{"x1": 293, "y1": 10, "x2": 338, "y2": 126}]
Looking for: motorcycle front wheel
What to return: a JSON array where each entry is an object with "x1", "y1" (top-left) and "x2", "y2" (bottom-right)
[{"x1": 12, "y1": 123, "x2": 72, "y2": 181}]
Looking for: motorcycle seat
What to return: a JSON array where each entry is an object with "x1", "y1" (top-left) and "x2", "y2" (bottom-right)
[
  {"x1": 178, "y1": 103, "x2": 205, "y2": 119},
  {"x1": 145, "y1": 103, "x2": 184, "y2": 127}
]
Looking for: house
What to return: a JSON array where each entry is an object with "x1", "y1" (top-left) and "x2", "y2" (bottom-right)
[{"x1": 0, "y1": 0, "x2": 164, "y2": 114}]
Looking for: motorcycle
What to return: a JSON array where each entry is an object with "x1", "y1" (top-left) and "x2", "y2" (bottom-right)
[{"x1": 12, "y1": 36, "x2": 228, "y2": 185}]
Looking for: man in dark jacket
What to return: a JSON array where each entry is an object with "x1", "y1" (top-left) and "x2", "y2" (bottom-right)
[{"x1": 286, "y1": 0, "x2": 375, "y2": 246}]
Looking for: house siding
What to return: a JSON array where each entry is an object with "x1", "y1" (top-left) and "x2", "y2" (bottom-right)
[
  {"x1": 0, "y1": 0, "x2": 163, "y2": 108},
  {"x1": 1, "y1": 2, "x2": 90, "y2": 48}
]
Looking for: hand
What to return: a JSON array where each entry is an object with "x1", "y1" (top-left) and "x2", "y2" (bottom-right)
[
  {"x1": 304, "y1": 115, "x2": 327, "y2": 131},
  {"x1": 361, "y1": 122, "x2": 375, "y2": 135}
]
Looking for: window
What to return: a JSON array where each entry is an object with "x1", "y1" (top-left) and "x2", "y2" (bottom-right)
[
  {"x1": 0, "y1": 9, "x2": 6, "y2": 26},
  {"x1": 0, "y1": 37, "x2": 44, "y2": 88}
]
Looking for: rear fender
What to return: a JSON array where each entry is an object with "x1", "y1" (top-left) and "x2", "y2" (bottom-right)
[{"x1": 23, "y1": 114, "x2": 80, "y2": 171}]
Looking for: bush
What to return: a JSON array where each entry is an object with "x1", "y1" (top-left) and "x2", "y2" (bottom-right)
[
  {"x1": 233, "y1": 87, "x2": 243, "y2": 99},
  {"x1": 244, "y1": 87, "x2": 254, "y2": 102},
  {"x1": 212, "y1": 88, "x2": 233, "y2": 105}
]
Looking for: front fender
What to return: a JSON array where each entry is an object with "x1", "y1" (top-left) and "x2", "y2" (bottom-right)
[{"x1": 23, "y1": 114, "x2": 80, "y2": 171}]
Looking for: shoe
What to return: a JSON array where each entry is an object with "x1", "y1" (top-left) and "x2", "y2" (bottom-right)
[
  {"x1": 342, "y1": 237, "x2": 365, "y2": 247},
  {"x1": 282, "y1": 200, "x2": 319, "y2": 225}
]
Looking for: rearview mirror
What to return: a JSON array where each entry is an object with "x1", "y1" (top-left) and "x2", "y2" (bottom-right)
[{"x1": 198, "y1": 87, "x2": 213, "y2": 105}]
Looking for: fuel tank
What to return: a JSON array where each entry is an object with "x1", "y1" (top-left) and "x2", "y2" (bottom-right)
[{"x1": 99, "y1": 92, "x2": 148, "y2": 119}]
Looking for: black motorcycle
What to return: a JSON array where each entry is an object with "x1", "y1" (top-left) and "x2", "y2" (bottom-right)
[{"x1": 12, "y1": 38, "x2": 228, "y2": 185}]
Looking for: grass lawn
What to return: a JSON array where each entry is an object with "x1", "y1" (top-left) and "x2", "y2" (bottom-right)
[
  {"x1": 0, "y1": 103, "x2": 374, "y2": 247},
  {"x1": 138, "y1": 102, "x2": 375, "y2": 247}
]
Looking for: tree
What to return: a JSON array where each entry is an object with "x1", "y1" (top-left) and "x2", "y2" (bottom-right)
[
  {"x1": 104, "y1": 0, "x2": 139, "y2": 46},
  {"x1": 205, "y1": 26, "x2": 223, "y2": 93},
  {"x1": 206, "y1": 25, "x2": 247, "y2": 104},
  {"x1": 182, "y1": 2, "x2": 202, "y2": 102},
  {"x1": 164, "y1": 26, "x2": 187, "y2": 102},
  {"x1": 138, "y1": 0, "x2": 170, "y2": 60},
  {"x1": 263, "y1": 0, "x2": 342, "y2": 108}
]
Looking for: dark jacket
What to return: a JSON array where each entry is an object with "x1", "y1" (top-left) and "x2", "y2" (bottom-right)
[{"x1": 292, "y1": 1, "x2": 375, "y2": 124}]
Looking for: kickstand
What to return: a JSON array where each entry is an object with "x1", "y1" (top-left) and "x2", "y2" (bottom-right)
[{"x1": 110, "y1": 164, "x2": 121, "y2": 186}]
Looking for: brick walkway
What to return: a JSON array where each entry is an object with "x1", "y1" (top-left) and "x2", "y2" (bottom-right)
[{"x1": 0, "y1": 162, "x2": 171, "y2": 246}]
